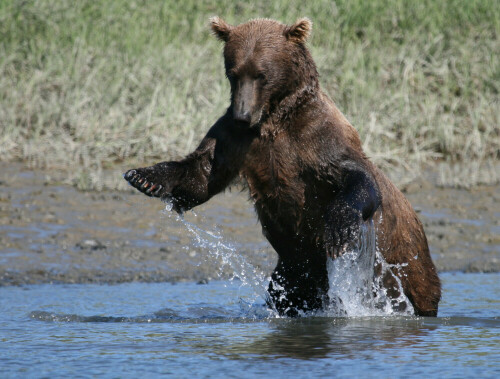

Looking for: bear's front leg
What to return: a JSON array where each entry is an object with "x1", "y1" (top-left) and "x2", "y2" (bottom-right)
[
  {"x1": 124, "y1": 158, "x2": 210, "y2": 213},
  {"x1": 324, "y1": 169, "x2": 381, "y2": 258},
  {"x1": 124, "y1": 113, "x2": 242, "y2": 213}
]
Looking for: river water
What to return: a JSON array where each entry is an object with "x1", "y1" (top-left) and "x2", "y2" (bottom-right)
[
  {"x1": 1, "y1": 273, "x2": 499, "y2": 378},
  {"x1": 1, "y1": 166, "x2": 499, "y2": 377}
]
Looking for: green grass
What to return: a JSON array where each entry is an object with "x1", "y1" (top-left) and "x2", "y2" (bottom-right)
[{"x1": 0, "y1": 0, "x2": 498, "y2": 190}]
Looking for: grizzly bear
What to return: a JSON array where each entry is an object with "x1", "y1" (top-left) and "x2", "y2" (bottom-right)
[{"x1": 124, "y1": 17, "x2": 441, "y2": 317}]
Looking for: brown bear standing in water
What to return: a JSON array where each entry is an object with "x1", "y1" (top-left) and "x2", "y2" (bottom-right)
[{"x1": 124, "y1": 17, "x2": 441, "y2": 317}]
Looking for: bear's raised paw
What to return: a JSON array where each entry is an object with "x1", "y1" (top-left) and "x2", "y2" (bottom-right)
[{"x1": 124, "y1": 169, "x2": 164, "y2": 197}]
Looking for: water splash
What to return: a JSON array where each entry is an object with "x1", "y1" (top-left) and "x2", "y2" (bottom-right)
[
  {"x1": 163, "y1": 204, "x2": 274, "y2": 317},
  {"x1": 324, "y1": 220, "x2": 414, "y2": 317},
  {"x1": 165, "y1": 205, "x2": 413, "y2": 318}
]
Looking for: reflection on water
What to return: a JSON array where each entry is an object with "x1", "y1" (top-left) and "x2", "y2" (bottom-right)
[
  {"x1": 28, "y1": 307, "x2": 499, "y2": 361},
  {"x1": 1, "y1": 274, "x2": 499, "y2": 377},
  {"x1": 222, "y1": 317, "x2": 434, "y2": 360}
]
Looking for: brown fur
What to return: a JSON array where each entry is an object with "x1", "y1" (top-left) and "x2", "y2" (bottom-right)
[{"x1": 124, "y1": 17, "x2": 441, "y2": 316}]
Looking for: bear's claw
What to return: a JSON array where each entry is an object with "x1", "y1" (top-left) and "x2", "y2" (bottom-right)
[
  {"x1": 124, "y1": 169, "x2": 164, "y2": 198},
  {"x1": 146, "y1": 184, "x2": 162, "y2": 195},
  {"x1": 124, "y1": 170, "x2": 136, "y2": 180}
]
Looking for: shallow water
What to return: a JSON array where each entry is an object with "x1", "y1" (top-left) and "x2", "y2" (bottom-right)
[
  {"x1": 1, "y1": 273, "x2": 499, "y2": 378},
  {"x1": 1, "y1": 166, "x2": 499, "y2": 376}
]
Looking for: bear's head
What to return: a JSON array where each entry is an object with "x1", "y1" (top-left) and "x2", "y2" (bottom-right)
[{"x1": 210, "y1": 17, "x2": 319, "y2": 129}]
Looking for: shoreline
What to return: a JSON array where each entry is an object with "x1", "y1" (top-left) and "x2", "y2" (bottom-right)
[{"x1": 1, "y1": 163, "x2": 499, "y2": 286}]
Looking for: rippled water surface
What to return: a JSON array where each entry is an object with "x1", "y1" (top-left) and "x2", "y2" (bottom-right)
[{"x1": 1, "y1": 273, "x2": 499, "y2": 378}]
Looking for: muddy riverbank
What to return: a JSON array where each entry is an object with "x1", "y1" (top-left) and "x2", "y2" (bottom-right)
[{"x1": 0, "y1": 163, "x2": 499, "y2": 286}]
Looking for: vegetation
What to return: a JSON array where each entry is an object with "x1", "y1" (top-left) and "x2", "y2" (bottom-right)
[{"x1": 0, "y1": 0, "x2": 498, "y2": 189}]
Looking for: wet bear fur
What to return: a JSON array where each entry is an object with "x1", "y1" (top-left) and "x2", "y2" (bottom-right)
[{"x1": 124, "y1": 17, "x2": 441, "y2": 317}]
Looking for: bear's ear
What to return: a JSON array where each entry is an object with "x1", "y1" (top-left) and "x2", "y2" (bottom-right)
[
  {"x1": 284, "y1": 17, "x2": 312, "y2": 43},
  {"x1": 210, "y1": 16, "x2": 233, "y2": 42}
]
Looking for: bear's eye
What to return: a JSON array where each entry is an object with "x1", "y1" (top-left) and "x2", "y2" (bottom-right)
[
  {"x1": 226, "y1": 70, "x2": 238, "y2": 81},
  {"x1": 257, "y1": 73, "x2": 267, "y2": 84}
]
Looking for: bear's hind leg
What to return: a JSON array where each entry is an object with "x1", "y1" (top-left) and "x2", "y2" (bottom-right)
[{"x1": 267, "y1": 257, "x2": 328, "y2": 317}]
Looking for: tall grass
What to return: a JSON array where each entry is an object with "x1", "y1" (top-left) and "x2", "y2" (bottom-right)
[{"x1": 0, "y1": 0, "x2": 498, "y2": 189}]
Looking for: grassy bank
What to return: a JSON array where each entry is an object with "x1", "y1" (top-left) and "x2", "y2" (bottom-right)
[{"x1": 0, "y1": 0, "x2": 498, "y2": 190}]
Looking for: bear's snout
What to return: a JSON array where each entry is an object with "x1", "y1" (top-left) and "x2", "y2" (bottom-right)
[
  {"x1": 233, "y1": 107, "x2": 251, "y2": 124},
  {"x1": 232, "y1": 77, "x2": 261, "y2": 126}
]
